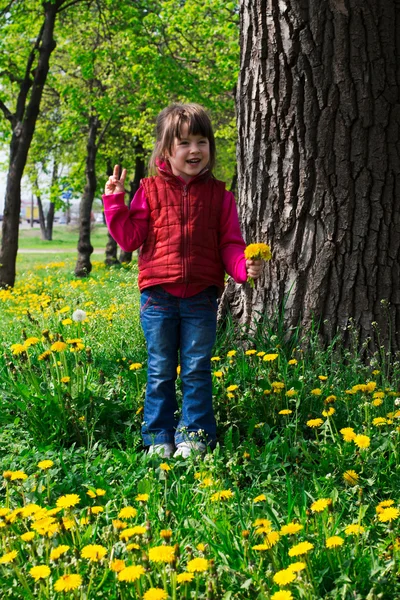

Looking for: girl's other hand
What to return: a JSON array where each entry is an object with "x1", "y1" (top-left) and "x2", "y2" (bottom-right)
[
  {"x1": 246, "y1": 259, "x2": 263, "y2": 279},
  {"x1": 104, "y1": 165, "x2": 127, "y2": 195}
]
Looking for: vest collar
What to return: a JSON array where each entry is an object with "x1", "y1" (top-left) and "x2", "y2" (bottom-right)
[{"x1": 156, "y1": 160, "x2": 211, "y2": 186}]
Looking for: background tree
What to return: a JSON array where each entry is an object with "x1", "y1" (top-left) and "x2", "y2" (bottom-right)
[
  {"x1": 227, "y1": 0, "x2": 400, "y2": 351},
  {"x1": 0, "y1": 0, "x2": 89, "y2": 288}
]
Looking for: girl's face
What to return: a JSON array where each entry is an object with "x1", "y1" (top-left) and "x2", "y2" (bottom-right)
[{"x1": 166, "y1": 123, "x2": 210, "y2": 183}]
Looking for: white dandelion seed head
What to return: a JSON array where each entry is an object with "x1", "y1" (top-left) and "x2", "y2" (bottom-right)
[{"x1": 72, "y1": 309, "x2": 87, "y2": 322}]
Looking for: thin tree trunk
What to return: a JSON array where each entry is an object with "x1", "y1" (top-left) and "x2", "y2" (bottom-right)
[
  {"x1": 46, "y1": 159, "x2": 58, "y2": 242},
  {"x1": 119, "y1": 145, "x2": 146, "y2": 264},
  {"x1": 225, "y1": 0, "x2": 400, "y2": 351},
  {"x1": 37, "y1": 189, "x2": 47, "y2": 241},
  {"x1": 75, "y1": 115, "x2": 99, "y2": 277},
  {"x1": 0, "y1": 2, "x2": 59, "y2": 288}
]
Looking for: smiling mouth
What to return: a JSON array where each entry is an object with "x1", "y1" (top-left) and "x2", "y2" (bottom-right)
[{"x1": 187, "y1": 159, "x2": 201, "y2": 164}]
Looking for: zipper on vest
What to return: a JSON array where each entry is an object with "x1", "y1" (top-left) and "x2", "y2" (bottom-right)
[{"x1": 182, "y1": 185, "x2": 189, "y2": 282}]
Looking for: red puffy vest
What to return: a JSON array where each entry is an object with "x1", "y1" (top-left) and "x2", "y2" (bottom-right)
[{"x1": 138, "y1": 171, "x2": 226, "y2": 291}]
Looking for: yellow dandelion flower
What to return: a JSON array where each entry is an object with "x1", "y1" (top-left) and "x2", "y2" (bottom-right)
[
  {"x1": 273, "y1": 568, "x2": 296, "y2": 586},
  {"x1": 324, "y1": 395, "x2": 337, "y2": 404},
  {"x1": 11, "y1": 343, "x2": 27, "y2": 355},
  {"x1": 56, "y1": 494, "x2": 80, "y2": 509},
  {"x1": 378, "y1": 507, "x2": 400, "y2": 523},
  {"x1": 160, "y1": 463, "x2": 171, "y2": 472},
  {"x1": 366, "y1": 381, "x2": 377, "y2": 392},
  {"x1": 272, "y1": 382, "x2": 285, "y2": 391},
  {"x1": 252, "y1": 543, "x2": 271, "y2": 551},
  {"x1": 118, "y1": 506, "x2": 138, "y2": 519},
  {"x1": 307, "y1": 418, "x2": 324, "y2": 428},
  {"x1": 50, "y1": 546, "x2": 70, "y2": 561},
  {"x1": 213, "y1": 370, "x2": 223, "y2": 378},
  {"x1": 126, "y1": 543, "x2": 140, "y2": 551},
  {"x1": 112, "y1": 519, "x2": 127, "y2": 530},
  {"x1": 311, "y1": 388, "x2": 322, "y2": 395},
  {"x1": 187, "y1": 557, "x2": 209, "y2": 572},
  {"x1": 211, "y1": 356, "x2": 221, "y2": 361},
  {"x1": 90, "y1": 506, "x2": 104, "y2": 515},
  {"x1": 372, "y1": 398, "x2": 383, "y2": 407},
  {"x1": 311, "y1": 498, "x2": 331, "y2": 513},
  {"x1": 81, "y1": 544, "x2": 107, "y2": 562},
  {"x1": 253, "y1": 518, "x2": 272, "y2": 528},
  {"x1": 38, "y1": 460, "x2": 53, "y2": 470},
  {"x1": 271, "y1": 592, "x2": 293, "y2": 600},
  {"x1": 280, "y1": 523, "x2": 303, "y2": 535},
  {"x1": 118, "y1": 565, "x2": 145, "y2": 582},
  {"x1": 21, "y1": 504, "x2": 41, "y2": 517},
  {"x1": 326, "y1": 536, "x2": 344, "y2": 548},
  {"x1": 318, "y1": 375, "x2": 328, "y2": 381},
  {"x1": 372, "y1": 417, "x2": 387, "y2": 426},
  {"x1": 0, "y1": 507, "x2": 10, "y2": 516},
  {"x1": 29, "y1": 565, "x2": 51, "y2": 581},
  {"x1": 263, "y1": 353, "x2": 279, "y2": 362},
  {"x1": 177, "y1": 572, "x2": 195, "y2": 583},
  {"x1": 344, "y1": 524, "x2": 365, "y2": 535},
  {"x1": 160, "y1": 529, "x2": 172, "y2": 540},
  {"x1": 143, "y1": 589, "x2": 168, "y2": 600},
  {"x1": 354, "y1": 434, "x2": 370, "y2": 449},
  {"x1": 343, "y1": 470, "x2": 359, "y2": 486},
  {"x1": 257, "y1": 351, "x2": 266, "y2": 357},
  {"x1": 210, "y1": 489, "x2": 234, "y2": 502},
  {"x1": 285, "y1": 390, "x2": 297, "y2": 397},
  {"x1": 245, "y1": 349, "x2": 257, "y2": 355},
  {"x1": 110, "y1": 559, "x2": 126, "y2": 572},
  {"x1": 21, "y1": 532, "x2": 35, "y2": 542},
  {"x1": 120, "y1": 526, "x2": 147, "y2": 540},
  {"x1": 376, "y1": 499, "x2": 394, "y2": 511},
  {"x1": 60, "y1": 376, "x2": 70, "y2": 383},
  {"x1": 322, "y1": 407, "x2": 335, "y2": 417},
  {"x1": 226, "y1": 384, "x2": 239, "y2": 392},
  {"x1": 61, "y1": 318, "x2": 72, "y2": 325},
  {"x1": 279, "y1": 409, "x2": 293, "y2": 415},
  {"x1": 0, "y1": 550, "x2": 18, "y2": 564},
  {"x1": 148, "y1": 545, "x2": 175, "y2": 563},
  {"x1": 135, "y1": 493, "x2": 149, "y2": 502},
  {"x1": 196, "y1": 543, "x2": 206, "y2": 551},
  {"x1": 10, "y1": 470, "x2": 28, "y2": 481},
  {"x1": 227, "y1": 350, "x2": 237, "y2": 357},
  {"x1": 129, "y1": 363, "x2": 143, "y2": 370},
  {"x1": 288, "y1": 359, "x2": 298, "y2": 365},
  {"x1": 244, "y1": 242, "x2": 271, "y2": 261},
  {"x1": 253, "y1": 494, "x2": 266, "y2": 503},
  {"x1": 288, "y1": 541, "x2": 314, "y2": 556},
  {"x1": 50, "y1": 341, "x2": 67, "y2": 352},
  {"x1": 340, "y1": 427, "x2": 356, "y2": 441},
  {"x1": 265, "y1": 531, "x2": 280, "y2": 548},
  {"x1": 54, "y1": 573, "x2": 82, "y2": 592}
]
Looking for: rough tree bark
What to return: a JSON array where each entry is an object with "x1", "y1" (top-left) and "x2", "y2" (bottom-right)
[
  {"x1": 75, "y1": 115, "x2": 99, "y2": 277},
  {"x1": 0, "y1": 2, "x2": 59, "y2": 288},
  {"x1": 226, "y1": 0, "x2": 400, "y2": 350}
]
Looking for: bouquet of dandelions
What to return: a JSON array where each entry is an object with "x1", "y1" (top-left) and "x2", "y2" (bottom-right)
[{"x1": 244, "y1": 243, "x2": 272, "y2": 287}]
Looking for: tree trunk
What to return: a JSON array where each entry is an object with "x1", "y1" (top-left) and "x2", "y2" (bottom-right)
[
  {"x1": 75, "y1": 115, "x2": 99, "y2": 277},
  {"x1": 227, "y1": 0, "x2": 400, "y2": 350},
  {"x1": 0, "y1": 2, "x2": 59, "y2": 288},
  {"x1": 46, "y1": 159, "x2": 58, "y2": 242},
  {"x1": 119, "y1": 145, "x2": 146, "y2": 264},
  {"x1": 37, "y1": 190, "x2": 48, "y2": 241}
]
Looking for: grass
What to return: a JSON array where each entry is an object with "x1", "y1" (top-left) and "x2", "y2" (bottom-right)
[
  {"x1": 0, "y1": 258, "x2": 399, "y2": 599},
  {"x1": 16, "y1": 224, "x2": 110, "y2": 250}
]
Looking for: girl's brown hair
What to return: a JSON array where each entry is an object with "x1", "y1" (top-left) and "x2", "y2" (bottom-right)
[{"x1": 149, "y1": 103, "x2": 216, "y2": 175}]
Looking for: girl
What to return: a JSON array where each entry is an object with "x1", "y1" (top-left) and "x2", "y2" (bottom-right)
[{"x1": 103, "y1": 103, "x2": 262, "y2": 458}]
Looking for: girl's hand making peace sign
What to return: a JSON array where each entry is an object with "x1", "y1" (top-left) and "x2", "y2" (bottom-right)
[{"x1": 104, "y1": 165, "x2": 127, "y2": 195}]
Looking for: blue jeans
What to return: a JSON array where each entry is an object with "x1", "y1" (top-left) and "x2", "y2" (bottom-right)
[{"x1": 140, "y1": 285, "x2": 218, "y2": 447}]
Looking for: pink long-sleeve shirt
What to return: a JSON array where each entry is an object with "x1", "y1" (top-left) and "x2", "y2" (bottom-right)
[{"x1": 103, "y1": 184, "x2": 247, "y2": 297}]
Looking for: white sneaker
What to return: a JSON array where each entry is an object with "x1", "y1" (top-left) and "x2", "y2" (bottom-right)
[
  {"x1": 147, "y1": 443, "x2": 174, "y2": 458},
  {"x1": 173, "y1": 441, "x2": 206, "y2": 459}
]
